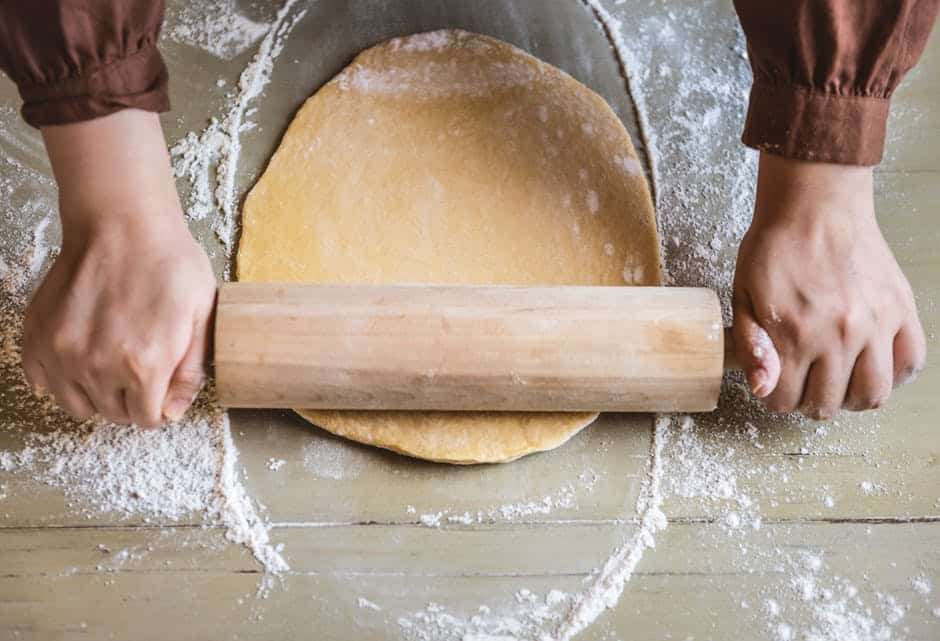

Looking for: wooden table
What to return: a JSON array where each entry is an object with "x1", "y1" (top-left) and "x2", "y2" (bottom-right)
[{"x1": 1, "y1": 1, "x2": 937, "y2": 639}]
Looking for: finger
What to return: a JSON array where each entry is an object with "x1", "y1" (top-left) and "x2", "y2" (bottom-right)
[
  {"x1": 21, "y1": 344, "x2": 50, "y2": 395},
  {"x1": 764, "y1": 352, "x2": 812, "y2": 414},
  {"x1": 732, "y1": 292, "x2": 781, "y2": 398},
  {"x1": 82, "y1": 384, "x2": 131, "y2": 425},
  {"x1": 49, "y1": 379, "x2": 96, "y2": 421},
  {"x1": 893, "y1": 322, "x2": 927, "y2": 387},
  {"x1": 124, "y1": 353, "x2": 173, "y2": 429},
  {"x1": 845, "y1": 343, "x2": 893, "y2": 411},
  {"x1": 799, "y1": 357, "x2": 850, "y2": 420},
  {"x1": 162, "y1": 320, "x2": 209, "y2": 422}
]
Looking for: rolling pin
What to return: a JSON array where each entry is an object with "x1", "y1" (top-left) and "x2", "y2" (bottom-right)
[{"x1": 215, "y1": 283, "x2": 734, "y2": 413}]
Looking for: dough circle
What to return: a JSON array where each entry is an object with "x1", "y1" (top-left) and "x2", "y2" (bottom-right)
[{"x1": 237, "y1": 30, "x2": 661, "y2": 464}]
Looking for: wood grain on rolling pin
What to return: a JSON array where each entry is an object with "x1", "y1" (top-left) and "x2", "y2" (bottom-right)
[{"x1": 214, "y1": 284, "x2": 725, "y2": 412}]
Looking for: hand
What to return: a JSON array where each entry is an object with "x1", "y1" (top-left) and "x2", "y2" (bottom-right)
[
  {"x1": 732, "y1": 153, "x2": 926, "y2": 419},
  {"x1": 21, "y1": 110, "x2": 216, "y2": 427}
]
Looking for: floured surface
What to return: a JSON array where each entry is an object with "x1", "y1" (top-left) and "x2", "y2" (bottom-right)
[{"x1": 237, "y1": 29, "x2": 661, "y2": 464}]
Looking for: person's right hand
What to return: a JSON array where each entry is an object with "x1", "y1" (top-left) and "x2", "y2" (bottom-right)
[
  {"x1": 732, "y1": 153, "x2": 927, "y2": 419},
  {"x1": 21, "y1": 109, "x2": 216, "y2": 427}
]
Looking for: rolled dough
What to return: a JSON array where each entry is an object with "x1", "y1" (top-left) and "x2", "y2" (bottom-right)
[{"x1": 237, "y1": 30, "x2": 661, "y2": 464}]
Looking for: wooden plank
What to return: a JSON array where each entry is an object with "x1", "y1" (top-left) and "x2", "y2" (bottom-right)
[
  {"x1": 234, "y1": 410, "x2": 651, "y2": 523},
  {"x1": 1, "y1": 522, "x2": 936, "y2": 640}
]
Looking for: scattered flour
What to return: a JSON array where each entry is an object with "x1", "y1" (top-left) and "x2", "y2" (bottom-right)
[
  {"x1": 584, "y1": 0, "x2": 758, "y2": 316},
  {"x1": 416, "y1": 471, "x2": 598, "y2": 527},
  {"x1": 0, "y1": 306, "x2": 286, "y2": 571},
  {"x1": 335, "y1": 42, "x2": 540, "y2": 99},
  {"x1": 171, "y1": 0, "x2": 307, "y2": 259},
  {"x1": 911, "y1": 574, "x2": 932, "y2": 596},
  {"x1": 166, "y1": 0, "x2": 270, "y2": 60},
  {"x1": 302, "y1": 436, "x2": 367, "y2": 480},
  {"x1": 859, "y1": 480, "x2": 887, "y2": 495},
  {"x1": 389, "y1": 30, "x2": 468, "y2": 53},
  {"x1": 0, "y1": 2, "x2": 309, "y2": 577},
  {"x1": 761, "y1": 552, "x2": 912, "y2": 641},
  {"x1": 358, "y1": 596, "x2": 383, "y2": 611},
  {"x1": 399, "y1": 418, "x2": 668, "y2": 641},
  {"x1": 585, "y1": 190, "x2": 600, "y2": 214}
]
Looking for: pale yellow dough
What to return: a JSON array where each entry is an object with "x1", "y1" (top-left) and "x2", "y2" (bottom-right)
[{"x1": 237, "y1": 30, "x2": 661, "y2": 464}]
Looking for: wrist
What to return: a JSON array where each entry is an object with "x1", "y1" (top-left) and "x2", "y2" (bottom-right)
[
  {"x1": 42, "y1": 110, "x2": 183, "y2": 239},
  {"x1": 752, "y1": 152, "x2": 874, "y2": 227}
]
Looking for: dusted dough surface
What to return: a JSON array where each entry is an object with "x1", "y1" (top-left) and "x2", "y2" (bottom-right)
[{"x1": 237, "y1": 30, "x2": 660, "y2": 464}]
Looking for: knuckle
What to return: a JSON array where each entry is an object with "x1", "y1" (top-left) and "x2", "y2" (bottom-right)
[
  {"x1": 835, "y1": 309, "x2": 866, "y2": 345},
  {"x1": 122, "y1": 346, "x2": 163, "y2": 382},
  {"x1": 50, "y1": 328, "x2": 82, "y2": 361},
  {"x1": 84, "y1": 350, "x2": 112, "y2": 379},
  {"x1": 775, "y1": 313, "x2": 810, "y2": 348},
  {"x1": 173, "y1": 368, "x2": 205, "y2": 391}
]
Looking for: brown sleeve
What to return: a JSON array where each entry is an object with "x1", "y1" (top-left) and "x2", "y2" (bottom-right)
[
  {"x1": 733, "y1": 0, "x2": 939, "y2": 165},
  {"x1": 0, "y1": 0, "x2": 169, "y2": 128}
]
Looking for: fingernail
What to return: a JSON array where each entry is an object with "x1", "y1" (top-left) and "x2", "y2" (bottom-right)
[
  {"x1": 750, "y1": 367, "x2": 770, "y2": 398},
  {"x1": 163, "y1": 398, "x2": 190, "y2": 422},
  {"x1": 895, "y1": 367, "x2": 919, "y2": 387}
]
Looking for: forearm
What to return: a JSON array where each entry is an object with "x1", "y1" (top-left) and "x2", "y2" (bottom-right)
[{"x1": 41, "y1": 110, "x2": 181, "y2": 240}]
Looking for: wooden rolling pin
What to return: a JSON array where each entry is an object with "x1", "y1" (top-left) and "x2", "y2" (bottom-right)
[{"x1": 215, "y1": 283, "x2": 732, "y2": 412}]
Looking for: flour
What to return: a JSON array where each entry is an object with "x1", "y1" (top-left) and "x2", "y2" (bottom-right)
[
  {"x1": 911, "y1": 574, "x2": 932, "y2": 596},
  {"x1": 398, "y1": 420, "x2": 667, "y2": 641},
  {"x1": 302, "y1": 436, "x2": 367, "y2": 480},
  {"x1": 0, "y1": 2, "x2": 303, "y2": 575},
  {"x1": 358, "y1": 596, "x2": 383, "y2": 611},
  {"x1": 390, "y1": 30, "x2": 469, "y2": 53},
  {"x1": 166, "y1": 0, "x2": 270, "y2": 61},
  {"x1": 171, "y1": 0, "x2": 307, "y2": 258},
  {"x1": 763, "y1": 551, "x2": 910, "y2": 641},
  {"x1": 415, "y1": 471, "x2": 597, "y2": 528},
  {"x1": 584, "y1": 0, "x2": 758, "y2": 317},
  {"x1": 0, "y1": 304, "x2": 286, "y2": 570},
  {"x1": 336, "y1": 54, "x2": 540, "y2": 99},
  {"x1": 550, "y1": 417, "x2": 669, "y2": 641}
]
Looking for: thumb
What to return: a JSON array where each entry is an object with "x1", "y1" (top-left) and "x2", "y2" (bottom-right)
[
  {"x1": 732, "y1": 294, "x2": 781, "y2": 398},
  {"x1": 162, "y1": 318, "x2": 210, "y2": 421}
]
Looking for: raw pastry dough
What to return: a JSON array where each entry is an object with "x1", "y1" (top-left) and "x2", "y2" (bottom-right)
[{"x1": 237, "y1": 30, "x2": 660, "y2": 464}]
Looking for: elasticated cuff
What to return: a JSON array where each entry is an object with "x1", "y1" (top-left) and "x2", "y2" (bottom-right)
[
  {"x1": 17, "y1": 44, "x2": 170, "y2": 129},
  {"x1": 742, "y1": 81, "x2": 890, "y2": 166}
]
